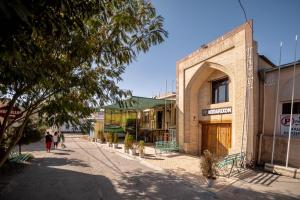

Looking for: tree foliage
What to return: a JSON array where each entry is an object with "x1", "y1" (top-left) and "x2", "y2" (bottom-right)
[{"x1": 0, "y1": 0, "x2": 167, "y2": 166}]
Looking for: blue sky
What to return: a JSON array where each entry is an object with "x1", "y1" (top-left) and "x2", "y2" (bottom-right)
[{"x1": 118, "y1": 0, "x2": 300, "y2": 97}]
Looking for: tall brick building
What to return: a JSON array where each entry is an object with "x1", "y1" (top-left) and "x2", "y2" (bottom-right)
[{"x1": 176, "y1": 21, "x2": 300, "y2": 167}]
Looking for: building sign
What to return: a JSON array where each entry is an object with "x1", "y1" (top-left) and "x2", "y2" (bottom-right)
[
  {"x1": 0, "y1": 106, "x2": 22, "y2": 119},
  {"x1": 280, "y1": 115, "x2": 300, "y2": 136},
  {"x1": 202, "y1": 107, "x2": 232, "y2": 116}
]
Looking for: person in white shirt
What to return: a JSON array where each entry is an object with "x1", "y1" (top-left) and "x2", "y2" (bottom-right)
[{"x1": 53, "y1": 132, "x2": 59, "y2": 149}]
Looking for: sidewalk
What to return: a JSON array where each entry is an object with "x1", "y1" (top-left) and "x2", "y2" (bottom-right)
[
  {"x1": 92, "y1": 140, "x2": 233, "y2": 191},
  {"x1": 91, "y1": 139, "x2": 300, "y2": 198}
]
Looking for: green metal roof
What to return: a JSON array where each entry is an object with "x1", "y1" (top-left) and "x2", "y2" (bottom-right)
[
  {"x1": 104, "y1": 96, "x2": 175, "y2": 111},
  {"x1": 104, "y1": 125, "x2": 125, "y2": 133}
]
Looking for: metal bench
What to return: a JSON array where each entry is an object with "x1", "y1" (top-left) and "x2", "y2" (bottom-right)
[
  {"x1": 154, "y1": 141, "x2": 179, "y2": 154},
  {"x1": 9, "y1": 153, "x2": 33, "y2": 164},
  {"x1": 216, "y1": 152, "x2": 245, "y2": 177}
]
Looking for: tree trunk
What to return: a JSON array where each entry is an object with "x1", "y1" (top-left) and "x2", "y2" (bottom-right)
[{"x1": 19, "y1": 143, "x2": 22, "y2": 155}]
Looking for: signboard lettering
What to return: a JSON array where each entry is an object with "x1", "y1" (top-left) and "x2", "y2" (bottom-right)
[
  {"x1": 280, "y1": 115, "x2": 300, "y2": 136},
  {"x1": 202, "y1": 107, "x2": 232, "y2": 116},
  {"x1": 0, "y1": 106, "x2": 22, "y2": 119}
]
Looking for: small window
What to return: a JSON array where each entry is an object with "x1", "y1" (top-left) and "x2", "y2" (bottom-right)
[
  {"x1": 282, "y1": 102, "x2": 300, "y2": 114},
  {"x1": 212, "y1": 78, "x2": 229, "y2": 104}
]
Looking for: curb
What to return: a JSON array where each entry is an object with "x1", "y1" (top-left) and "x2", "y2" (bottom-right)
[{"x1": 95, "y1": 142, "x2": 165, "y2": 172}]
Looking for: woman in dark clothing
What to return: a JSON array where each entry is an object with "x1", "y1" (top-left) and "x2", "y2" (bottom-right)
[{"x1": 45, "y1": 132, "x2": 53, "y2": 153}]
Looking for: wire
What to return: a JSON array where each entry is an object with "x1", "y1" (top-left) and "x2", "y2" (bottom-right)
[{"x1": 238, "y1": 0, "x2": 253, "y2": 32}]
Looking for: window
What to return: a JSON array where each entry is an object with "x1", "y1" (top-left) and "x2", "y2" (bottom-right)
[
  {"x1": 282, "y1": 102, "x2": 300, "y2": 114},
  {"x1": 212, "y1": 78, "x2": 229, "y2": 104}
]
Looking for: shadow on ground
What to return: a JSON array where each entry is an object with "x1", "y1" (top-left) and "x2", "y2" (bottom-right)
[
  {"x1": 0, "y1": 157, "x2": 120, "y2": 200},
  {"x1": 119, "y1": 169, "x2": 300, "y2": 200},
  {"x1": 218, "y1": 184, "x2": 300, "y2": 200},
  {"x1": 32, "y1": 157, "x2": 91, "y2": 168},
  {"x1": 229, "y1": 168, "x2": 280, "y2": 186},
  {"x1": 118, "y1": 169, "x2": 217, "y2": 200}
]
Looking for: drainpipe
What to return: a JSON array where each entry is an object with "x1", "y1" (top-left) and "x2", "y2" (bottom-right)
[
  {"x1": 257, "y1": 68, "x2": 267, "y2": 165},
  {"x1": 257, "y1": 133, "x2": 263, "y2": 164}
]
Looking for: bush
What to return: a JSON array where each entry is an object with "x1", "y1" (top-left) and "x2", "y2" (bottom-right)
[
  {"x1": 17, "y1": 121, "x2": 45, "y2": 154},
  {"x1": 138, "y1": 140, "x2": 145, "y2": 154},
  {"x1": 113, "y1": 133, "x2": 118, "y2": 144},
  {"x1": 108, "y1": 133, "x2": 114, "y2": 144},
  {"x1": 124, "y1": 132, "x2": 134, "y2": 149},
  {"x1": 124, "y1": 132, "x2": 129, "y2": 150},
  {"x1": 127, "y1": 135, "x2": 134, "y2": 149},
  {"x1": 19, "y1": 128, "x2": 43, "y2": 146},
  {"x1": 200, "y1": 150, "x2": 217, "y2": 179},
  {"x1": 98, "y1": 130, "x2": 105, "y2": 143}
]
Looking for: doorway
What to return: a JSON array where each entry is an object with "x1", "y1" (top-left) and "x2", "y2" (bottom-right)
[
  {"x1": 201, "y1": 123, "x2": 231, "y2": 158},
  {"x1": 157, "y1": 111, "x2": 163, "y2": 129}
]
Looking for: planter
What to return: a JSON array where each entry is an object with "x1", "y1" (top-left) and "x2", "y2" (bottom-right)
[
  {"x1": 139, "y1": 151, "x2": 144, "y2": 158},
  {"x1": 97, "y1": 139, "x2": 105, "y2": 144},
  {"x1": 124, "y1": 147, "x2": 129, "y2": 153},
  {"x1": 129, "y1": 148, "x2": 136, "y2": 156},
  {"x1": 113, "y1": 143, "x2": 118, "y2": 149}
]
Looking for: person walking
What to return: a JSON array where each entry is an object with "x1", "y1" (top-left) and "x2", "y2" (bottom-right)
[
  {"x1": 45, "y1": 132, "x2": 53, "y2": 153},
  {"x1": 59, "y1": 131, "x2": 66, "y2": 149},
  {"x1": 53, "y1": 132, "x2": 59, "y2": 149}
]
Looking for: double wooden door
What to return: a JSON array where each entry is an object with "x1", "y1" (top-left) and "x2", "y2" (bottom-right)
[{"x1": 201, "y1": 123, "x2": 231, "y2": 158}]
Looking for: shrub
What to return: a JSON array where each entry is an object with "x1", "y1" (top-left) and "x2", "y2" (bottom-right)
[
  {"x1": 108, "y1": 133, "x2": 114, "y2": 144},
  {"x1": 98, "y1": 130, "x2": 105, "y2": 143},
  {"x1": 113, "y1": 133, "x2": 118, "y2": 144},
  {"x1": 124, "y1": 132, "x2": 129, "y2": 150},
  {"x1": 138, "y1": 140, "x2": 145, "y2": 155},
  {"x1": 17, "y1": 122, "x2": 45, "y2": 152},
  {"x1": 200, "y1": 150, "x2": 217, "y2": 179},
  {"x1": 127, "y1": 135, "x2": 134, "y2": 149},
  {"x1": 138, "y1": 140, "x2": 145, "y2": 152}
]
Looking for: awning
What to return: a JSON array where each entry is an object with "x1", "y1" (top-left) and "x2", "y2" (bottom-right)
[
  {"x1": 104, "y1": 125, "x2": 125, "y2": 133},
  {"x1": 104, "y1": 96, "x2": 174, "y2": 111}
]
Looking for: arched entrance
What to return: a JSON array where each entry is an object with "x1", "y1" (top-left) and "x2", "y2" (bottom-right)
[{"x1": 184, "y1": 62, "x2": 235, "y2": 157}]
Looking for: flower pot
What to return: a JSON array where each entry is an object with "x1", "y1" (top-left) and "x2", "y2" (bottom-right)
[
  {"x1": 139, "y1": 151, "x2": 144, "y2": 158},
  {"x1": 124, "y1": 147, "x2": 129, "y2": 153},
  {"x1": 113, "y1": 143, "x2": 118, "y2": 149},
  {"x1": 129, "y1": 148, "x2": 136, "y2": 156},
  {"x1": 97, "y1": 139, "x2": 103, "y2": 143}
]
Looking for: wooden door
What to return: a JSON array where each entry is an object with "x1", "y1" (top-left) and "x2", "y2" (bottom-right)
[{"x1": 201, "y1": 123, "x2": 231, "y2": 158}]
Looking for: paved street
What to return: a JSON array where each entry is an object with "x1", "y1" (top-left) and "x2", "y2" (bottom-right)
[{"x1": 0, "y1": 134, "x2": 299, "y2": 200}]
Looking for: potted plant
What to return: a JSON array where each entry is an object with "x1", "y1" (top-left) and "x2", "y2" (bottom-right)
[
  {"x1": 113, "y1": 133, "x2": 118, "y2": 149},
  {"x1": 124, "y1": 132, "x2": 129, "y2": 153},
  {"x1": 138, "y1": 140, "x2": 145, "y2": 158},
  {"x1": 200, "y1": 150, "x2": 217, "y2": 179},
  {"x1": 98, "y1": 130, "x2": 105, "y2": 144},
  {"x1": 108, "y1": 132, "x2": 113, "y2": 147},
  {"x1": 128, "y1": 135, "x2": 136, "y2": 155}
]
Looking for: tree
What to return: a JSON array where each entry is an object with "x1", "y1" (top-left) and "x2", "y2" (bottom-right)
[{"x1": 0, "y1": 0, "x2": 167, "y2": 166}]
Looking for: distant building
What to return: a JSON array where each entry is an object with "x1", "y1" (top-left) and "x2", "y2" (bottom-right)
[{"x1": 103, "y1": 96, "x2": 176, "y2": 142}]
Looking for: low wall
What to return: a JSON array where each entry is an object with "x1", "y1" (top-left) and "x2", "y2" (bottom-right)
[{"x1": 260, "y1": 134, "x2": 300, "y2": 168}]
